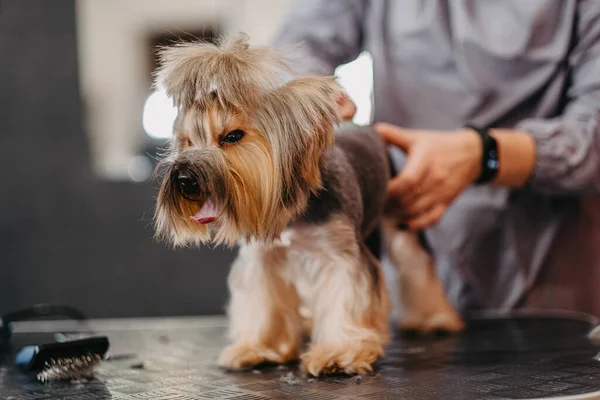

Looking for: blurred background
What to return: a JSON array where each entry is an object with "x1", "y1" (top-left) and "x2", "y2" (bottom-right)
[{"x1": 0, "y1": 0, "x2": 373, "y2": 318}]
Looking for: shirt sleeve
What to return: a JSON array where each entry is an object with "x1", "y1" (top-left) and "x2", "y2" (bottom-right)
[
  {"x1": 272, "y1": 0, "x2": 366, "y2": 76},
  {"x1": 516, "y1": 1, "x2": 600, "y2": 194}
]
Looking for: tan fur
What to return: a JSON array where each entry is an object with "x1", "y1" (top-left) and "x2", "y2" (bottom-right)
[
  {"x1": 303, "y1": 341, "x2": 384, "y2": 375},
  {"x1": 381, "y1": 217, "x2": 464, "y2": 332},
  {"x1": 154, "y1": 34, "x2": 340, "y2": 247},
  {"x1": 281, "y1": 216, "x2": 391, "y2": 375},
  {"x1": 153, "y1": 33, "x2": 461, "y2": 377},
  {"x1": 255, "y1": 77, "x2": 338, "y2": 193},
  {"x1": 155, "y1": 33, "x2": 296, "y2": 111},
  {"x1": 219, "y1": 243, "x2": 303, "y2": 368},
  {"x1": 219, "y1": 216, "x2": 391, "y2": 375}
]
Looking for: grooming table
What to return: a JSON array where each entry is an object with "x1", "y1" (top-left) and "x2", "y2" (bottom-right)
[{"x1": 1, "y1": 313, "x2": 599, "y2": 399}]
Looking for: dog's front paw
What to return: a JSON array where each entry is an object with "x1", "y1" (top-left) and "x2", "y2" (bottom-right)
[
  {"x1": 218, "y1": 343, "x2": 296, "y2": 370},
  {"x1": 301, "y1": 340, "x2": 384, "y2": 376}
]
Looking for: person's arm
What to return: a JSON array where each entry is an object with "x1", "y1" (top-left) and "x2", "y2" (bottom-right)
[
  {"x1": 508, "y1": 0, "x2": 600, "y2": 194},
  {"x1": 272, "y1": 0, "x2": 366, "y2": 76},
  {"x1": 463, "y1": 128, "x2": 536, "y2": 189},
  {"x1": 376, "y1": 2, "x2": 600, "y2": 230}
]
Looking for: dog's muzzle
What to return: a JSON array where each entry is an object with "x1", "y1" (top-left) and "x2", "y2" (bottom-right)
[
  {"x1": 169, "y1": 161, "x2": 222, "y2": 224},
  {"x1": 176, "y1": 171, "x2": 202, "y2": 201}
]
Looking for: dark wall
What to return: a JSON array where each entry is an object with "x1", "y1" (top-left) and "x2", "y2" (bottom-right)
[{"x1": 0, "y1": 0, "x2": 234, "y2": 317}]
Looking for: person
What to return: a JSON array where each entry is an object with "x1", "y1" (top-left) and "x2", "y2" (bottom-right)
[{"x1": 273, "y1": 0, "x2": 600, "y2": 317}]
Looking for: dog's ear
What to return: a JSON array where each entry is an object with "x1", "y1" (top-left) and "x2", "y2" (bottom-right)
[
  {"x1": 254, "y1": 76, "x2": 341, "y2": 206},
  {"x1": 154, "y1": 33, "x2": 294, "y2": 110}
]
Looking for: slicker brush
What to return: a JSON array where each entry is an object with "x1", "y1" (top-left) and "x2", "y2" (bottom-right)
[{"x1": 15, "y1": 336, "x2": 109, "y2": 382}]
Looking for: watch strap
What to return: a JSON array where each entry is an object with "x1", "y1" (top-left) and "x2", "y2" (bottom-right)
[{"x1": 465, "y1": 125, "x2": 499, "y2": 185}]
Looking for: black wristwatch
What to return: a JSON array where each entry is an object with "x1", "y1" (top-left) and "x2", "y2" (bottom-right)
[{"x1": 465, "y1": 125, "x2": 499, "y2": 185}]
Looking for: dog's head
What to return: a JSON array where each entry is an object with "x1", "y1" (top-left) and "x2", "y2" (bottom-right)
[{"x1": 153, "y1": 33, "x2": 341, "y2": 247}]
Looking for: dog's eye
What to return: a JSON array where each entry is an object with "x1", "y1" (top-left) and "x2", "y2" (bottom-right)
[
  {"x1": 220, "y1": 129, "x2": 245, "y2": 145},
  {"x1": 179, "y1": 136, "x2": 191, "y2": 149}
]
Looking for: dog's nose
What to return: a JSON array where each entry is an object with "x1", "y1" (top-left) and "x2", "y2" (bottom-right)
[{"x1": 176, "y1": 173, "x2": 201, "y2": 198}]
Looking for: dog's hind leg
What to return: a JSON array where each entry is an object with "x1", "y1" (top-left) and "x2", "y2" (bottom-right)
[
  {"x1": 218, "y1": 243, "x2": 303, "y2": 369},
  {"x1": 381, "y1": 218, "x2": 464, "y2": 333}
]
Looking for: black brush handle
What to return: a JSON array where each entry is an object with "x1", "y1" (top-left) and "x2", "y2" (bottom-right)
[{"x1": 16, "y1": 336, "x2": 109, "y2": 372}]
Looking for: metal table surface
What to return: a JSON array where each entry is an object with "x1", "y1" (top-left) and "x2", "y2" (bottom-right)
[{"x1": 1, "y1": 313, "x2": 600, "y2": 400}]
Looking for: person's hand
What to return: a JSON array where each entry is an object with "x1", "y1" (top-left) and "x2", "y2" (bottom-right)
[
  {"x1": 375, "y1": 123, "x2": 482, "y2": 230},
  {"x1": 335, "y1": 92, "x2": 357, "y2": 120}
]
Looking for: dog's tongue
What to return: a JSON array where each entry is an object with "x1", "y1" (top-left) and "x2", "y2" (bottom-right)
[{"x1": 190, "y1": 198, "x2": 220, "y2": 224}]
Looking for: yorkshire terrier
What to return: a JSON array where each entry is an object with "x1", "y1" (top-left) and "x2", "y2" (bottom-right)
[{"x1": 153, "y1": 33, "x2": 463, "y2": 376}]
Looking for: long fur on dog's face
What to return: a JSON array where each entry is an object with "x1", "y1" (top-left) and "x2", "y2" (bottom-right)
[{"x1": 153, "y1": 34, "x2": 341, "y2": 247}]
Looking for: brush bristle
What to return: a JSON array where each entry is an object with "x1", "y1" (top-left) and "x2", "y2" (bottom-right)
[{"x1": 37, "y1": 353, "x2": 102, "y2": 382}]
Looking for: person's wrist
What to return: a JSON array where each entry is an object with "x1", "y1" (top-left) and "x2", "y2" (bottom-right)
[
  {"x1": 463, "y1": 125, "x2": 500, "y2": 184},
  {"x1": 457, "y1": 128, "x2": 483, "y2": 182}
]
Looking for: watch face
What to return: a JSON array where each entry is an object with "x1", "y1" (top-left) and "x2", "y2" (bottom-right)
[
  {"x1": 487, "y1": 159, "x2": 499, "y2": 169},
  {"x1": 488, "y1": 147, "x2": 499, "y2": 170},
  {"x1": 476, "y1": 135, "x2": 499, "y2": 184}
]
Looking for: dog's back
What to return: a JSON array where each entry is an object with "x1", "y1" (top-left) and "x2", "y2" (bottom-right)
[
  {"x1": 335, "y1": 123, "x2": 389, "y2": 237},
  {"x1": 299, "y1": 122, "x2": 389, "y2": 238}
]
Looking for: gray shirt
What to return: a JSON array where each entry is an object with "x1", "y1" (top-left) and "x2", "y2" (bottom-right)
[{"x1": 273, "y1": 0, "x2": 600, "y2": 316}]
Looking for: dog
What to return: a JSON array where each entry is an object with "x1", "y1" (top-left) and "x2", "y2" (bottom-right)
[{"x1": 153, "y1": 33, "x2": 462, "y2": 376}]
